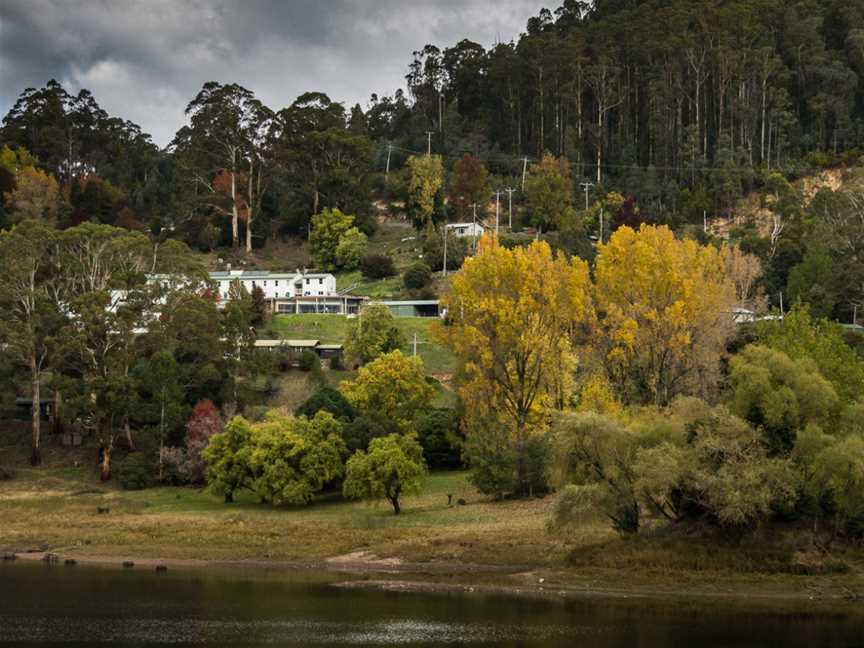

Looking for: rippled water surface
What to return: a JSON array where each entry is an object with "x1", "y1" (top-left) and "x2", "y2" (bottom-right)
[{"x1": 0, "y1": 562, "x2": 861, "y2": 646}]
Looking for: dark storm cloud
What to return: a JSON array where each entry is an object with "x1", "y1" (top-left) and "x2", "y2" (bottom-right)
[{"x1": 0, "y1": 0, "x2": 540, "y2": 146}]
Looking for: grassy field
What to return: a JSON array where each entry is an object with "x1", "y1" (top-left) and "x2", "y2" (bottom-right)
[
  {"x1": 267, "y1": 314, "x2": 456, "y2": 374},
  {"x1": 3, "y1": 458, "x2": 864, "y2": 603},
  {"x1": 3, "y1": 433, "x2": 864, "y2": 603}
]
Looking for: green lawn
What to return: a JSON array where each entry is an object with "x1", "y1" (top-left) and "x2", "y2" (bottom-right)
[
  {"x1": 267, "y1": 314, "x2": 456, "y2": 374},
  {"x1": 0, "y1": 465, "x2": 557, "y2": 567}
]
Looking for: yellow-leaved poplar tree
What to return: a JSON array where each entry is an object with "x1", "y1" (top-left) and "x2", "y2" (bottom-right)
[
  {"x1": 594, "y1": 224, "x2": 736, "y2": 406},
  {"x1": 435, "y1": 236, "x2": 593, "y2": 495}
]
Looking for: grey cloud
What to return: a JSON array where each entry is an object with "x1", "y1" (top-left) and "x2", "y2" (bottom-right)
[{"x1": 0, "y1": 0, "x2": 540, "y2": 146}]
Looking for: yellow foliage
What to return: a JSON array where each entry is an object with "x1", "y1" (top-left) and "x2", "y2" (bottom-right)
[
  {"x1": 435, "y1": 235, "x2": 593, "y2": 486},
  {"x1": 340, "y1": 350, "x2": 435, "y2": 431},
  {"x1": 576, "y1": 373, "x2": 623, "y2": 417},
  {"x1": 594, "y1": 224, "x2": 736, "y2": 405}
]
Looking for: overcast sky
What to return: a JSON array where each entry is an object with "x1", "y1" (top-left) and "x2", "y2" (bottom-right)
[{"x1": 0, "y1": 0, "x2": 541, "y2": 147}]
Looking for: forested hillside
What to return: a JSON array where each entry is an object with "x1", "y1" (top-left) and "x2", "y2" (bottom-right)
[{"x1": 2, "y1": 0, "x2": 864, "y2": 317}]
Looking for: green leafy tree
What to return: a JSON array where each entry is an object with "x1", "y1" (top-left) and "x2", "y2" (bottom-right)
[
  {"x1": 134, "y1": 351, "x2": 185, "y2": 479},
  {"x1": 343, "y1": 412, "x2": 402, "y2": 453},
  {"x1": 758, "y1": 305, "x2": 864, "y2": 405},
  {"x1": 406, "y1": 154, "x2": 443, "y2": 231},
  {"x1": 728, "y1": 345, "x2": 839, "y2": 456},
  {"x1": 343, "y1": 433, "x2": 426, "y2": 514},
  {"x1": 172, "y1": 82, "x2": 275, "y2": 252},
  {"x1": 340, "y1": 350, "x2": 435, "y2": 431},
  {"x1": 523, "y1": 153, "x2": 575, "y2": 230},
  {"x1": 249, "y1": 411, "x2": 347, "y2": 506},
  {"x1": 295, "y1": 385, "x2": 355, "y2": 421},
  {"x1": 309, "y1": 207, "x2": 355, "y2": 270},
  {"x1": 344, "y1": 303, "x2": 405, "y2": 364},
  {"x1": 0, "y1": 220, "x2": 62, "y2": 465},
  {"x1": 334, "y1": 227, "x2": 368, "y2": 271},
  {"x1": 203, "y1": 415, "x2": 256, "y2": 503},
  {"x1": 54, "y1": 224, "x2": 154, "y2": 479},
  {"x1": 786, "y1": 246, "x2": 837, "y2": 318},
  {"x1": 809, "y1": 436, "x2": 864, "y2": 538}
]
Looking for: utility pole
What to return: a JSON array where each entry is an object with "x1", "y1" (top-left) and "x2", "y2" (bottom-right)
[
  {"x1": 385, "y1": 143, "x2": 392, "y2": 184},
  {"x1": 599, "y1": 209, "x2": 604, "y2": 244},
  {"x1": 579, "y1": 181, "x2": 595, "y2": 211},
  {"x1": 520, "y1": 157, "x2": 530, "y2": 191},
  {"x1": 494, "y1": 190, "x2": 501, "y2": 235},
  {"x1": 779, "y1": 291, "x2": 785, "y2": 318},
  {"x1": 505, "y1": 187, "x2": 515, "y2": 230},
  {"x1": 470, "y1": 203, "x2": 479, "y2": 253},
  {"x1": 413, "y1": 332, "x2": 418, "y2": 357},
  {"x1": 442, "y1": 223, "x2": 448, "y2": 278},
  {"x1": 703, "y1": 210, "x2": 707, "y2": 233},
  {"x1": 425, "y1": 131, "x2": 434, "y2": 156}
]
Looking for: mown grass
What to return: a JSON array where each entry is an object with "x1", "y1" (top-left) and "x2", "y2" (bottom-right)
[{"x1": 267, "y1": 314, "x2": 455, "y2": 374}]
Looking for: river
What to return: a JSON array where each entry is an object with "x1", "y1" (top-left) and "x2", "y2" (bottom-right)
[{"x1": 0, "y1": 562, "x2": 861, "y2": 646}]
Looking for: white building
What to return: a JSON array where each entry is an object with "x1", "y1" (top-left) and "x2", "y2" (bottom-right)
[
  {"x1": 446, "y1": 222, "x2": 485, "y2": 238},
  {"x1": 210, "y1": 269, "x2": 365, "y2": 315},
  {"x1": 210, "y1": 269, "x2": 336, "y2": 301}
]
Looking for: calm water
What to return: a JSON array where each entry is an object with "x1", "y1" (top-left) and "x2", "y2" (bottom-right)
[{"x1": 0, "y1": 562, "x2": 862, "y2": 647}]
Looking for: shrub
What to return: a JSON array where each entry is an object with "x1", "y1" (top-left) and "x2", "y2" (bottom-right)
[
  {"x1": 415, "y1": 408, "x2": 463, "y2": 469},
  {"x1": 468, "y1": 434, "x2": 549, "y2": 499},
  {"x1": 298, "y1": 349, "x2": 320, "y2": 372},
  {"x1": 342, "y1": 412, "x2": 402, "y2": 453},
  {"x1": 116, "y1": 453, "x2": 155, "y2": 491},
  {"x1": 403, "y1": 262, "x2": 432, "y2": 290},
  {"x1": 295, "y1": 385, "x2": 355, "y2": 421},
  {"x1": 360, "y1": 253, "x2": 396, "y2": 279},
  {"x1": 162, "y1": 399, "x2": 224, "y2": 485},
  {"x1": 422, "y1": 233, "x2": 467, "y2": 272}
]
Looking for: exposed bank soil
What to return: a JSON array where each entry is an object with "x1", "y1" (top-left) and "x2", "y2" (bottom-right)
[{"x1": 6, "y1": 550, "x2": 864, "y2": 609}]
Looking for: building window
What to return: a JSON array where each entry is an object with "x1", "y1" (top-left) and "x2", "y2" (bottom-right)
[
  {"x1": 275, "y1": 280, "x2": 279, "y2": 286},
  {"x1": 263, "y1": 281, "x2": 267, "y2": 286},
  {"x1": 318, "y1": 278, "x2": 323, "y2": 285},
  {"x1": 305, "y1": 278, "x2": 310, "y2": 284}
]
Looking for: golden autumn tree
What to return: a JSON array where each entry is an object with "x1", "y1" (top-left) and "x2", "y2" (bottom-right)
[
  {"x1": 434, "y1": 236, "x2": 593, "y2": 496},
  {"x1": 594, "y1": 224, "x2": 737, "y2": 406},
  {"x1": 406, "y1": 154, "x2": 443, "y2": 230}
]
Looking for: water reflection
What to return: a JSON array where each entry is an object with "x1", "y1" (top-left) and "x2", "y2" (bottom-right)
[{"x1": 0, "y1": 562, "x2": 860, "y2": 647}]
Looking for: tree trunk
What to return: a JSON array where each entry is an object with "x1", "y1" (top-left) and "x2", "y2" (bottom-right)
[
  {"x1": 100, "y1": 445, "x2": 111, "y2": 482},
  {"x1": 124, "y1": 419, "x2": 134, "y2": 450},
  {"x1": 225, "y1": 491, "x2": 234, "y2": 504},
  {"x1": 30, "y1": 356, "x2": 41, "y2": 467},
  {"x1": 390, "y1": 494, "x2": 401, "y2": 515},
  {"x1": 230, "y1": 151, "x2": 239, "y2": 248},
  {"x1": 245, "y1": 158, "x2": 254, "y2": 254}
]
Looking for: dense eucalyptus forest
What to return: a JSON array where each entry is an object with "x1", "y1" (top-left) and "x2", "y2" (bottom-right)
[{"x1": 2, "y1": 0, "x2": 864, "y2": 319}]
